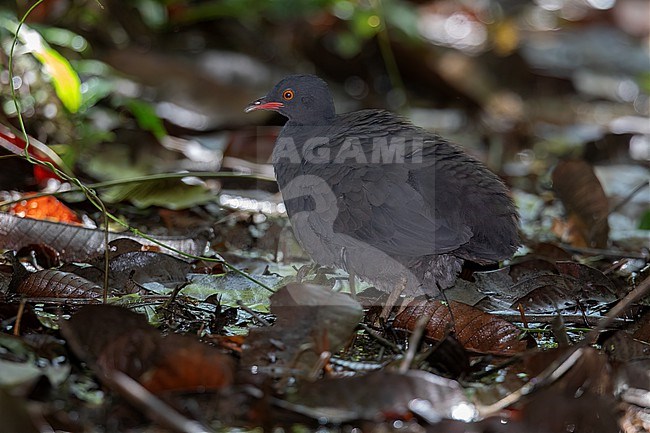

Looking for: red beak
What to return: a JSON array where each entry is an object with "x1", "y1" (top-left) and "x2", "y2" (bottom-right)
[{"x1": 245, "y1": 98, "x2": 284, "y2": 113}]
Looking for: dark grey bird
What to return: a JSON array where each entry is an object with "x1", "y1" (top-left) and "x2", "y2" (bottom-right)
[{"x1": 246, "y1": 74, "x2": 519, "y2": 297}]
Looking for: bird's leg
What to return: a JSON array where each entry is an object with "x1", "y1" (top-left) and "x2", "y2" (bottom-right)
[
  {"x1": 294, "y1": 263, "x2": 313, "y2": 283},
  {"x1": 436, "y1": 281, "x2": 457, "y2": 334},
  {"x1": 313, "y1": 265, "x2": 333, "y2": 285},
  {"x1": 348, "y1": 272, "x2": 357, "y2": 298},
  {"x1": 380, "y1": 275, "x2": 407, "y2": 320}
]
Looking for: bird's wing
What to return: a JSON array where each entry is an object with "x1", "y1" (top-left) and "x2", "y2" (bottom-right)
[{"x1": 330, "y1": 162, "x2": 472, "y2": 257}]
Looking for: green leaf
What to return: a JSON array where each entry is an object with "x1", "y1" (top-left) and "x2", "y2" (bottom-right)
[
  {"x1": 182, "y1": 273, "x2": 284, "y2": 313},
  {"x1": 126, "y1": 99, "x2": 168, "y2": 140},
  {"x1": 36, "y1": 26, "x2": 89, "y2": 52},
  {"x1": 32, "y1": 46, "x2": 82, "y2": 113},
  {"x1": 101, "y1": 178, "x2": 215, "y2": 210},
  {"x1": 0, "y1": 13, "x2": 82, "y2": 111}
]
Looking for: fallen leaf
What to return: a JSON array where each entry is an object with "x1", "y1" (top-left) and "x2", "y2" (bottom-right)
[
  {"x1": 509, "y1": 265, "x2": 617, "y2": 314},
  {"x1": 61, "y1": 305, "x2": 234, "y2": 393},
  {"x1": 552, "y1": 159, "x2": 609, "y2": 248},
  {"x1": 140, "y1": 334, "x2": 234, "y2": 393},
  {"x1": 61, "y1": 305, "x2": 161, "y2": 378},
  {"x1": 394, "y1": 300, "x2": 534, "y2": 356},
  {"x1": 105, "y1": 251, "x2": 191, "y2": 288},
  {"x1": 519, "y1": 349, "x2": 617, "y2": 432},
  {"x1": 10, "y1": 196, "x2": 81, "y2": 225},
  {"x1": 287, "y1": 370, "x2": 471, "y2": 423},
  {"x1": 0, "y1": 388, "x2": 41, "y2": 433},
  {"x1": 0, "y1": 212, "x2": 209, "y2": 262},
  {"x1": 241, "y1": 283, "x2": 363, "y2": 375},
  {"x1": 17, "y1": 270, "x2": 104, "y2": 299}
]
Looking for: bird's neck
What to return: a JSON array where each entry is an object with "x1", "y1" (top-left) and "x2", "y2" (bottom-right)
[{"x1": 286, "y1": 111, "x2": 336, "y2": 127}]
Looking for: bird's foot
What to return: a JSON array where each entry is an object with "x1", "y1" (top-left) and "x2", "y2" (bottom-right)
[{"x1": 294, "y1": 263, "x2": 335, "y2": 286}]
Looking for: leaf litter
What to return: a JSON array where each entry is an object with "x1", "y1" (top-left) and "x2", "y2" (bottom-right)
[
  {"x1": 0, "y1": 151, "x2": 648, "y2": 432},
  {"x1": 1, "y1": 209, "x2": 647, "y2": 432},
  {"x1": 1, "y1": 5, "x2": 649, "y2": 430}
]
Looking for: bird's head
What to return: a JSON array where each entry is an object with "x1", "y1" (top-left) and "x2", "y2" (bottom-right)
[{"x1": 245, "y1": 74, "x2": 335, "y2": 124}]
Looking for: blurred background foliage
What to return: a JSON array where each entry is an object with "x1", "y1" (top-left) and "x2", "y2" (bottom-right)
[{"x1": 0, "y1": 0, "x2": 648, "y2": 235}]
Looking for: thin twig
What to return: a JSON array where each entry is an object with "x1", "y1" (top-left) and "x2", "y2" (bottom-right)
[
  {"x1": 398, "y1": 310, "x2": 432, "y2": 373},
  {"x1": 359, "y1": 323, "x2": 403, "y2": 354},
  {"x1": 236, "y1": 300, "x2": 272, "y2": 326},
  {"x1": 585, "y1": 275, "x2": 650, "y2": 340},
  {"x1": 13, "y1": 299, "x2": 26, "y2": 336},
  {"x1": 308, "y1": 351, "x2": 331, "y2": 381},
  {"x1": 608, "y1": 181, "x2": 649, "y2": 216},
  {"x1": 559, "y1": 244, "x2": 648, "y2": 260},
  {"x1": 492, "y1": 312, "x2": 630, "y2": 327}
]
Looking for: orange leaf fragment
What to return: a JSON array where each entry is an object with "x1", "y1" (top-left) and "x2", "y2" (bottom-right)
[{"x1": 10, "y1": 196, "x2": 81, "y2": 225}]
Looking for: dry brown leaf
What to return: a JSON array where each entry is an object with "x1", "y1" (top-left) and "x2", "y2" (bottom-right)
[
  {"x1": 140, "y1": 334, "x2": 234, "y2": 393},
  {"x1": 17, "y1": 269, "x2": 104, "y2": 299},
  {"x1": 0, "y1": 212, "x2": 209, "y2": 262},
  {"x1": 552, "y1": 159, "x2": 610, "y2": 248},
  {"x1": 241, "y1": 283, "x2": 363, "y2": 375},
  {"x1": 394, "y1": 300, "x2": 534, "y2": 356},
  {"x1": 61, "y1": 305, "x2": 234, "y2": 393},
  {"x1": 290, "y1": 370, "x2": 469, "y2": 423}
]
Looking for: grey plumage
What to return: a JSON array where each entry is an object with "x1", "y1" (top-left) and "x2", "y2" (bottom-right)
[{"x1": 247, "y1": 75, "x2": 519, "y2": 295}]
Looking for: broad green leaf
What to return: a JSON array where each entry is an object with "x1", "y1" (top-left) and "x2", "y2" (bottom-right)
[
  {"x1": 101, "y1": 178, "x2": 215, "y2": 210},
  {"x1": 0, "y1": 16, "x2": 82, "y2": 113},
  {"x1": 33, "y1": 46, "x2": 82, "y2": 113}
]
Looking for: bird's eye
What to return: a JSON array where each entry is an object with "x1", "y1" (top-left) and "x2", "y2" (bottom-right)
[{"x1": 282, "y1": 89, "x2": 294, "y2": 100}]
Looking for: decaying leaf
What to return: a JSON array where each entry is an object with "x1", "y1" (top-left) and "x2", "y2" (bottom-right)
[
  {"x1": 0, "y1": 212, "x2": 209, "y2": 262},
  {"x1": 0, "y1": 388, "x2": 42, "y2": 433},
  {"x1": 140, "y1": 334, "x2": 234, "y2": 393},
  {"x1": 602, "y1": 331, "x2": 650, "y2": 364},
  {"x1": 241, "y1": 283, "x2": 363, "y2": 375},
  {"x1": 60, "y1": 305, "x2": 234, "y2": 392},
  {"x1": 394, "y1": 300, "x2": 534, "y2": 356},
  {"x1": 105, "y1": 251, "x2": 191, "y2": 289},
  {"x1": 452, "y1": 259, "x2": 619, "y2": 315},
  {"x1": 632, "y1": 310, "x2": 650, "y2": 344},
  {"x1": 61, "y1": 304, "x2": 161, "y2": 378},
  {"x1": 509, "y1": 262, "x2": 618, "y2": 313},
  {"x1": 552, "y1": 159, "x2": 610, "y2": 248},
  {"x1": 17, "y1": 269, "x2": 104, "y2": 299},
  {"x1": 287, "y1": 370, "x2": 471, "y2": 423},
  {"x1": 519, "y1": 348, "x2": 618, "y2": 433}
]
